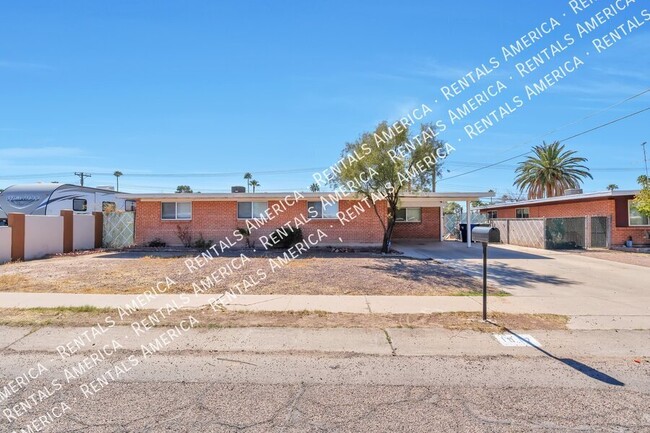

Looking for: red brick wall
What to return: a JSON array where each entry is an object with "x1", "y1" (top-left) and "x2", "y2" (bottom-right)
[
  {"x1": 134, "y1": 199, "x2": 388, "y2": 247},
  {"x1": 481, "y1": 197, "x2": 650, "y2": 246},
  {"x1": 486, "y1": 199, "x2": 614, "y2": 219},
  {"x1": 392, "y1": 207, "x2": 441, "y2": 240}
]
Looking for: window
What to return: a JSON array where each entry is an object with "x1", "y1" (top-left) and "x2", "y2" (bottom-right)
[
  {"x1": 486, "y1": 210, "x2": 498, "y2": 219},
  {"x1": 515, "y1": 208, "x2": 529, "y2": 219},
  {"x1": 629, "y1": 200, "x2": 650, "y2": 226},
  {"x1": 395, "y1": 208, "x2": 422, "y2": 222},
  {"x1": 237, "y1": 202, "x2": 268, "y2": 219},
  {"x1": 161, "y1": 202, "x2": 192, "y2": 220},
  {"x1": 307, "y1": 201, "x2": 339, "y2": 218},
  {"x1": 73, "y1": 199, "x2": 87, "y2": 212},
  {"x1": 125, "y1": 200, "x2": 136, "y2": 212},
  {"x1": 102, "y1": 201, "x2": 116, "y2": 212}
]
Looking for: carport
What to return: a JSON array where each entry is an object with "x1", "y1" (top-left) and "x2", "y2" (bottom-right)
[{"x1": 400, "y1": 192, "x2": 494, "y2": 247}]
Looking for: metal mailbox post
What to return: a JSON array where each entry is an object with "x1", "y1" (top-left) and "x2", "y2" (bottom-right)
[{"x1": 471, "y1": 227, "x2": 501, "y2": 321}]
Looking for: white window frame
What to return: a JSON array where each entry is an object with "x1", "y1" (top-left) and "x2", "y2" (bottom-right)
[
  {"x1": 515, "y1": 207, "x2": 529, "y2": 219},
  {"x1": 237, "y1": 201, "x2": 269, "y2": 219},
  {"x1": 307, "y1": 201, "x2": 339, "y2": 219},
  {"x1": 395, "y1": 207, "x2": 422, "y2": 223},
  {"x1": 161, "y1": 202, "x2": 192, "y2": 220},
  {"x1": 628, "y1": 200, "x2": 650, "y2": 226}
]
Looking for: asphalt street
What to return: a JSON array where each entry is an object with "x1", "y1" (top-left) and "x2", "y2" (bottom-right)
[{"x1": 1, "y1": 329, "x2": 648, "y2": 433}]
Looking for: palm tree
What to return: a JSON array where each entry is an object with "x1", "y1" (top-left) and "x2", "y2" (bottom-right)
[
  {"x1": 606, "y1": 184, "x2": 619, "y2": 191},
  {"x1": 243, "y1": 172, "x2": 253, "y2": 193},
  {"x1": 309, "y1": 182, "x2": 320, "y2": 192},
  {"x1": 113, "y1": 170, "x2": 123, "y2": 192},
  {"x1": 514, "y1": 141, "x2": 592, "y2": 199},
  {"x1": 249, "y1": 180, "x2": 260, "y2": 193}
]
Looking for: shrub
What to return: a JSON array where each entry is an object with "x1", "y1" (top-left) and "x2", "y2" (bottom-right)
[
  {"x1": 269, "y1": 226, "x2": 303, "y2": 249},
  {"x1": 176, "y1": 225, "x2": 192, "y2": 247},
  {"x1": 193, "y1": 234, "x2": 213, "y2": 249},
  {"x1": 148, "y1": 238, "x2": 166, "y2": 247},
  {"x1": 237, "y1": 227, "x2": 251, "y2": 248}
]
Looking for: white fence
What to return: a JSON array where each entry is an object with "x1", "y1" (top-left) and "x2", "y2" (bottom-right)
[
  {"x1": 0, "y1": 212, "x2": 102, "y2": 263},
  {"x1": 0, "y1": 227, "x2": 11, "y2": 264},
  {"x1": 73, "y1": 214, "x2": 96, "y2": 251},
  {"x1": 25, "y1": 215, "x2": 64, "y2": 260}
]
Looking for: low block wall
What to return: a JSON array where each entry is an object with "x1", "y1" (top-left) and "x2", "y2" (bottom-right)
[
  {"x1": 24, "y1": 215, "x2": 63, "y2": 260},
  {"x1": 73, "y1": 214, "x2": 96, "y2": 250},
  {"x1": 0, "y1": 227, "x2": 11, "y2": 264}
]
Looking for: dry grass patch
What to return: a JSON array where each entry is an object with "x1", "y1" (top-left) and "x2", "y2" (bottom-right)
[
  {"x1": 0, "y1": 308, "x2": 566, "y2": 331},
  {"x1": 0, "y1": 251, "x2": 501, "y2": 296}
]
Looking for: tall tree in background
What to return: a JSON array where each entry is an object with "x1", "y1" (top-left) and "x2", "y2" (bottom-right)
[
  {"x1": 334, "y1": 121, "x2": 444, "y2": 253},
  {"x1": 514, "y1": 141, "x2": 592, "y2": 199},
  {"x1": 249, "y1": 180, "x2": 260, "y2": 193},
  {"x1": 309, "y1": 182, "x2": 320, "y2": 192},
  {"x1": 175, "y1": 185, "x2": 193, "y2": 193},
  {"x1": 606, "y1": 184, "x2": 619, "y2": 191},
  {"x1": 113, "y1": 170, "x2": 123, "y2": 192},
  {"x1": 244, "y1": 172, "x2": 253, "y2": 193},
  {"x1": 634, "y1": 175, "x2": 650, "y2": 218}
]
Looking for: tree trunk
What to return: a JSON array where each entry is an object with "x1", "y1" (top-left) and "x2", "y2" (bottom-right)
[{"x1": 380, "y1": 218, "x2": 397, "y2": 253}]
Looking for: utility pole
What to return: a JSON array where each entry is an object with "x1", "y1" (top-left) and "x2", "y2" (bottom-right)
[
  {"x1": 74, "y1": 172, "x2": 92, "y2": 186},
  {"x1": 642, "y1": 142, "x2": 648, "y2": 177}
]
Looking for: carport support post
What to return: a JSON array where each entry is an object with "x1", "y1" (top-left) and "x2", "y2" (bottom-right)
[
  {"x1": 466, "y1": 200, "x2": 472, "y2": 247},
  {"x1": 482, "y1": 241, "x2": 488, "y2": 321},
  {"x1": 439, "y1": 204, "x2": 444, "y2": 241}
]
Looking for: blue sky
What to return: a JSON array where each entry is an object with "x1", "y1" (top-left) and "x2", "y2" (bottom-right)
[{"x1": 0, "y1": 1, "x2": 648, "y2": 196}]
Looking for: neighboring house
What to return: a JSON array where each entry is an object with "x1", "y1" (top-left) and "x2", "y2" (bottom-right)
[
  {"x1": 479, "y1": 189, "x2": 649, "y2": 247},
  {"x1": 123, "y1": 191, "x2": 491, "y2": 247}
]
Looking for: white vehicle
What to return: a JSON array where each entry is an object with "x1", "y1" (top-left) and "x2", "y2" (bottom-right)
[{"x1": 0, "y1": 183, "x2": 134, "y2": 225}]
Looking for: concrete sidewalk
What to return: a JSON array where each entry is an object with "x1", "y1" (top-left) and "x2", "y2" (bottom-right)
[{"x1": 1, "y1": 292, "x2": 650, "y2": 330}]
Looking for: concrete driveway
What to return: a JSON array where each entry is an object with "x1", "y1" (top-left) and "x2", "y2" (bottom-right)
[{"x1": 394, "y1": 240, "x2": 650, "y2": 326}]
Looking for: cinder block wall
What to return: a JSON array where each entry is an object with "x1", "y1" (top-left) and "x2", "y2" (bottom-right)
[
  {"x1": 0, "y1": 227, "x2": 11, "y2": 264},
  {"x1": 135, "y1": 199, "x2": 388, "y2": 247},
  {"x1": 24, "y1": 215, "x2": 63, "y2": 260},
  {"x1": 392, "y1": 207, "x2": 441, "y2": 240},
  {"x1": 72, "y1": 214, "x2": 96, "y2": 250}
]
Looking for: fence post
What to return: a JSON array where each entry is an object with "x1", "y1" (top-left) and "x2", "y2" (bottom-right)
[
  {"x1": 8, "y1": 213, "x2": 25, "y2": 261},
  {"x1": 93, "y1": 212, "x2": 103, "y2": 248},
  {"x1": 61, "y1": 210, "x2": 74, "y2": 253}
]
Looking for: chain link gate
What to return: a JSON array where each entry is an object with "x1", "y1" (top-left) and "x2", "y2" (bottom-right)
[{"x1": 544, "y1": 217, "x2": 586, "y2": 249}]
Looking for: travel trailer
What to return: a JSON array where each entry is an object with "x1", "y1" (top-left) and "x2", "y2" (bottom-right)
[{"x1": 0, "y1": 183, "x2": 134, "y2": 225}]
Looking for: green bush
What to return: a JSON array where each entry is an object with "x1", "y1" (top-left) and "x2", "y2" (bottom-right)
[
  {"x1": 193, "y1": 234, "x2": 213, "y2": 249},
  {"x1": 269, "y1": 226, "x2": 303, "y2": 249}
]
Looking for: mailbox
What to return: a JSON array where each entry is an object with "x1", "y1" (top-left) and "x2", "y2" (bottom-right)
[{"x1": 471, "y1": 226, "x2": 500, "y2": 244}]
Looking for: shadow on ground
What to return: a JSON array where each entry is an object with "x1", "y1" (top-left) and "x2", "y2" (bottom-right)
[
  {"x1": 458, "y1": 261, "x2": 576, "y2": 288},
  {"x1": 500, "y1": 326, "x2": 624, "y2": 386}
]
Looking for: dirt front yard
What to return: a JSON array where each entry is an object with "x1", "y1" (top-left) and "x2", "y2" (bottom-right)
[{"x1": 0, "y1": 250, "x2": 502, "y2": 296}]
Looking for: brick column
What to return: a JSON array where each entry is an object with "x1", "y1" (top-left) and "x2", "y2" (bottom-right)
[
  {"x1": 93, "y1": 212, "x2": 103, "y2": 248},
  {"x1": 61, "y1": 210, "x2": 74, "y2": 253},
  {"x1": 8, "y1": 213, "x2": 25, "y2": 261}
]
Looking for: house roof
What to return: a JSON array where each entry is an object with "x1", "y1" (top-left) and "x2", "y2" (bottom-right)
[
  {"x1": 119, "y1": 191, "x2": 494, "y2": 206},
  {"x1": 479, "y1": 190, "x2": 640, "y2": 210}
]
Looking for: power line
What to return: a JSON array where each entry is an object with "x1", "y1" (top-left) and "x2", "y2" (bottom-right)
[{"x1": 440, "y1": 106, "x2": 650, "y2": 182}]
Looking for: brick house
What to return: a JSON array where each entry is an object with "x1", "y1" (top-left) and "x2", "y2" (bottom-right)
[
  {"x1": 124, "y1": 191, "x2": 490, "y2": 247},
  {"x1": 479, "y1": 190, "x2": 649, "y2": 247}
]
